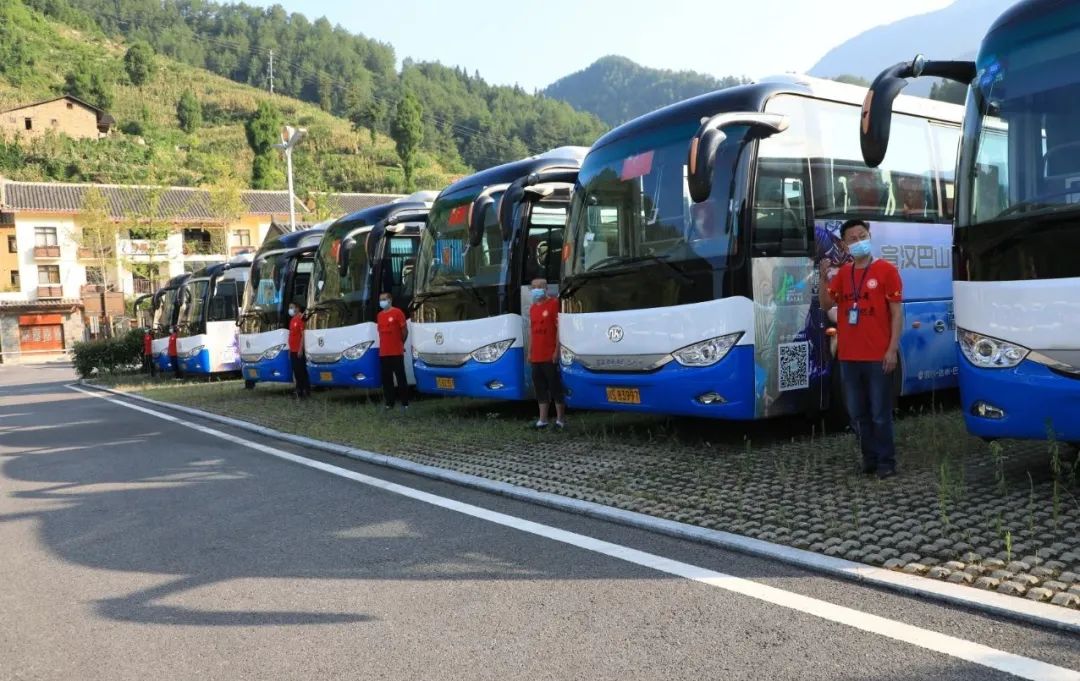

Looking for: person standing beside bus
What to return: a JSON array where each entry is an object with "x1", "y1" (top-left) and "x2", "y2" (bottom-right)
[
  {"x1": 168, "y1": 326, "x2": 181, "y2": 379},
  {"x1": 288, "y1": 301, "x2": 311, "y2": 399},
  {"x1": 143, "y1": 328, "x2": 155, "y2": 376},
  {"x1": 529, "y1": 278, "x2": 565, "y2": 430},
  {"x1": 376, "y1": 292, "x2": 410, "y2": 411},
  {"x1": 818, "y1": 219, "x2": 903, "y2": 479}
]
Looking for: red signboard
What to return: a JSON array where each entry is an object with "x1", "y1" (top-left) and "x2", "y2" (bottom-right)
[{"x1": 19, "y1": 314, "x2": 63, "y2": 326}]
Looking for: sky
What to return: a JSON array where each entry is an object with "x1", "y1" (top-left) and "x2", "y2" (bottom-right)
[{"x1": 245, "y1": 0, "x2": 954, "y2": 91}]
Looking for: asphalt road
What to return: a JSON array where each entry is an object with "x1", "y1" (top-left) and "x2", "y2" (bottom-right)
[{"x1": 1, "y1": 363, "x2": 1078, "y2": 681}]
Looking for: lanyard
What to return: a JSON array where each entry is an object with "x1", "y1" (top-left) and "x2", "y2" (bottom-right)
[{"x1": 850, "y1": 259, "x2": 872, "y2": 309}]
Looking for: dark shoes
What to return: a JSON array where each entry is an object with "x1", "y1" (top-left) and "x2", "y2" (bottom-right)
[{"x1": 876, "y1": 468, "x2": 897, "y2": 481}]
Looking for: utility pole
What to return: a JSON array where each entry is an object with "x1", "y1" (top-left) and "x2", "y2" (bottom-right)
[{"x1": 268, "y1": 49, "x2": 274, "y2": 95}]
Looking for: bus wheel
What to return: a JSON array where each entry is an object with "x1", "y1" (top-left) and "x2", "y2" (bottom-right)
[{"x1": 244, "y1": 380, "x2": 256, "y2": 390}]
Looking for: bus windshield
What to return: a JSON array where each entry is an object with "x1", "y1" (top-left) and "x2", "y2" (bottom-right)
[
  {"x1": 414, "y1": 186, "x2": 504, "y2": 321},
  {"x1": 310, "y1": 226, "x2": 375, "y2": 330},
  {"x1": 154, "y1": 289, "x2": 178, "y2": 333},
  {"x1": 958, "y1": 5, "x2": 1080, "y2": 280},
  {"x1": 566, "y1": 122, "x2": 747, "y2": 280},
  {"x1": 244, "y1": 254, "x2": 288, "y2": 322},
  {"x1": 965, "y1": 24, "x2": 1080, "y2": 224},
  {"x1": 180, "y1": 279, "x2": 209, "y2": 328}
]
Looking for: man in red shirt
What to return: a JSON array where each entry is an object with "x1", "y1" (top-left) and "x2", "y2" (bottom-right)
[
  {"x1": 288, "y1": 301, "x2": 311, "y2": 399},
  {"x1": 376, "y1": 292, "x2": 409, "y2": 411},
  {"x1": 168, "y1": 326, "x2": 181, "y2": 379},
  {"x1": 529, "y1": 277, "x2": 565, "y2": 430},
  {"x1": 142, "y1": 328, "x2": 155, "y2": 376},
  {"x1": 819, "y1": 219, "x2": 903, "y2": 479}
]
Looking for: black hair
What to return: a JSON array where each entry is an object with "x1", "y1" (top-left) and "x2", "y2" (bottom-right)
[
  {"x1": 840, "y1": 219, "x2": 870, "y2": 238},
  {"x1": 292, "y1": 300, "x2": 306, "y2": 312}
]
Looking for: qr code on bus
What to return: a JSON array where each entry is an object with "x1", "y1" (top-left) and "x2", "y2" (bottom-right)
[{"x1": 778, "y1": 341, "x2": 809, "y2": 392}]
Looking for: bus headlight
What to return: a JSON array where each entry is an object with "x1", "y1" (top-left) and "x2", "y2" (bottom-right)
[
  {"x1": 261, "y1": 344, "x2": 286, "y2": 360},
  {"x1": 959, "y1": 330, "x2": 1029, "y2": 369},
  {"x1": 560, "y1": 345, "x2": 575, "y2": 367},
  {"x1": 179, "y1": 345, "x2": 205, "y2": 359},
  {"x1": 471, "y1": 339, "x2": 514, "y2": 363},
  {"x1": 342, "y1": 341, "x2": 373, "y2": 360},
  {"x1": 672, "y1": 333, "x2": 742, "y2": 367}
]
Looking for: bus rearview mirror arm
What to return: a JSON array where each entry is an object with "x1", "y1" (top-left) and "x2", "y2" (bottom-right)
[
  {"x1": 688, "y1": 112, "x2": 789, "y2": 204},
  {"x1": 497, "y1": 168, "x2": 580, "y2": 242},
  {"x1": 861, "y1": 55, "x2": 976, "y2": 168}
]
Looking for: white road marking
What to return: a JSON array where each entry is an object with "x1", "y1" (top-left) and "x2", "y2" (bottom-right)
[{"x1": 68, "y1": 385, "x2": 1080, "y2": 681}]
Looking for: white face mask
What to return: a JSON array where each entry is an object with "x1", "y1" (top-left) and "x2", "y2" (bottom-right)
[{"x1": 288, "y1": 307, "x2": 297, "y2": 317}]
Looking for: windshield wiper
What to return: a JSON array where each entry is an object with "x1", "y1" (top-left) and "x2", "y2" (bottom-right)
[
  {"x1": 559, "y1": 267, "x2": 639, "y2": 298},
  {"x1": 413, "y1": 287, "x2": 465, "y2": 306},
  {"x1": 446, "y1": 278, "x2": 486, "y2": 306},
  {"x1": 591, "y1": 254, "x2": 692, "y2": 282}
]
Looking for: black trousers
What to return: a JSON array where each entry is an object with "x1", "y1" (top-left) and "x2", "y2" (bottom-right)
[
  {"x1": 380, "y1": 355, "x2": 409, "y2": 407},
  {"x1": 291, "y1": 352, "x2": 311, "y2": 397},
  {"x1": 143, "y1": 354, "x2": 156, "y2": 375},
  {"x1": 170, "y1": 354, "x2": 182, "y2": 379}
]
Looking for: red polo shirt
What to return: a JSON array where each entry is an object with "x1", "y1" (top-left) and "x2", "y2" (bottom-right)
[
  {"x1": 288, "y1": 314, "x2": 305, "y2": 353},
  {"x1": 168, "y1": 333, "x2": 178, "y2": 356},
  {"x1": 143, "y1": 333, "x2": 153, "y2": 355},
  {"x1": 377, "y1": 306, "x2": 407, "y2": 357},
  {"x1": 529, "y1": 297, "x2": 559, "y2": 363},
  {"x1": 827, "y1": 259, "x2": 902, "y2": 361}
]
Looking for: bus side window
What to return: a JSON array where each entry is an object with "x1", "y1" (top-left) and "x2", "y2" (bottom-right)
[{"x1": 524, "y1": 203, "x2": 567, "y2": 283}]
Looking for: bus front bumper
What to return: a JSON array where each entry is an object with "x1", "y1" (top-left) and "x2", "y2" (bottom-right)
[
  {"x1": 414, "y1": 348, "x2": 527, "y2": 400},
  {"x1": 308, "y1": 352, "x2": 381, "y2": 389},
  {"x1": 241, "y1": 352, "x2": 292, "y2": 384},
  {"x1": 561, "y1": 345, "x2": 756, "y2": 420},
  {"x1": 960, "y1": 355, "x2": 1080, "y2": 442}
]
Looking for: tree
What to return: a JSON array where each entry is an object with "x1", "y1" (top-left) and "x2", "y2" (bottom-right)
[
  {"x1": 391, "y1": 92, "x2": 424, "y2": 190},
  {"x1": 245, "y1": 101, "x2": 284, "y2": 189},
  {"x1": 74, "y1": 187, "x2": 121, "y2": 337},
  {"x1": 930, "y1": 79, "x2": 968, "y2": 105},
  {"x1": 831, "y1": 74, "x2": 871, "y2": 88},
  {"x1": 123, "y1": 41, "x2": 156, "y2": 87},
  {"x1": 63, "y1": 60, "x2": 113, "y2": 110},
  {"x1": 176, "y1": 89, "x2": 203, "y2": 134},
  {"x1": 245, "y1": 101, "x2": 283, "y2": 154}
]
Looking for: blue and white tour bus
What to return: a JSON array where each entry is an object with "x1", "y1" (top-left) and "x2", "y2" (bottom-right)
[
  {"x1": 411, "y1": 147, "x2": 587, "y2": 401},
  {"x1": 860, "y1": 0, "x2": 1080, "y2": 443},
  {"x1": 559, "y1": 75, "x2": 963, "y2": 420},
  {"x1": 238, "y1": 225, "x2": 326, "y2": 388},
  {"x1": 175, "y1": 253, "x2": 253, "y2": 376},
  {"x1": 305, "y1": 192, "x2": 435, "y2": 389}
]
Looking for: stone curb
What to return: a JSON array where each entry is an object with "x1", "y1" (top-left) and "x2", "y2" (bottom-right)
[{"x1": 86, "y1": 383, "x2": 1080, "y2": 635}]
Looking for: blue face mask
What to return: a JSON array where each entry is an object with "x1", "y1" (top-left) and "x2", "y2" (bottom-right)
[
  {"x1": 379, "y1": 299, "x2": 390, "y2": 310},
  {"x1": 848, "y1": 239, "x2": 873, "y2": 259},
  {"x1": 531, "y1": 288, "x2": 545, "y2": 301}
]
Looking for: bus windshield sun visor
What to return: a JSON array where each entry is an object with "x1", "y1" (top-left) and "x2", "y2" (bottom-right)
[
  {"x1": 862, "y1": 55, "x2": 976, "y2": 168},
  {"x1": 688, "y1": 112, "x2": 789, "y2": 203}
]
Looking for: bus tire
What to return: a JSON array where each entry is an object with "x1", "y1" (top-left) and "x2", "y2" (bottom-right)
[{"x1": 244, "y1": 380, "x2": 256, "y2": 390}]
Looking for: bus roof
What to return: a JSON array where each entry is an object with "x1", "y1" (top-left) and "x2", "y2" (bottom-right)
[
  {"x1": 435, "y1": 147, "x2": 589, "y2": 199},
  {"x1": 987, "y1": 0, "x2": 1056, "y2": 35},
  {"x1": 256, "y1": 225, "x2": 327, "y2": 257},
  {"x1": 590, "y1": 74, "x2": 964, "y2": 154},
  {"x1": 323, "y1": 200, "x2": 432, "y2": 241},
  {"x1": 188, "y1": 252, "x2": 253, "y2": 281}
]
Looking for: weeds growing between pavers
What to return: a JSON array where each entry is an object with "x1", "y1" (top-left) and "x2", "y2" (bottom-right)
[{"x1": 93, "y1": 372, "x2": 1080, "y2": 609}]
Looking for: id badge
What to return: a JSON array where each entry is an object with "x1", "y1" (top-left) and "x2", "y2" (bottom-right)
[{"x1": 848, "y1": 308, "x2": 860, "y2": 326}]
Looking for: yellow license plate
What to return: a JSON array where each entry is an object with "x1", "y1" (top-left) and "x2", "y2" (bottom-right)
[
  {"x1": 606, "y1": 387, "x2": 641, "y2": 404},
  {"x1": 247, "y1": 369, "x2": 258, "y2": 379},
  {"x1": 320, "y1": 372, "x2": 334, "y2": 382},
  {"x1": 436, "y1": 376, "x2": 456, "y2": 390}
]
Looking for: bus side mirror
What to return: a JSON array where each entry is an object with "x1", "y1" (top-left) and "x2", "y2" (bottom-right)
[
  {"x1": 688, "y1": 112, "x2": 789, "y2": 203},
  {"x1": 338, "y1": 237, "x2": 355, "y2": 276},
  {"x1": 469, "y1": 194, "x2": 496, "y2": 248},
  {"x1": 862, "y1": 56, "x2": 975, "y2": 168},
  {"x1": 498, "y1": 183, "x2": 527, "y2": 243}
]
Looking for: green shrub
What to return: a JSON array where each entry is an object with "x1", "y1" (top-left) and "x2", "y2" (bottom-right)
[{"x1": 72, "y1": 328, "x2": 144, "y2": 378}]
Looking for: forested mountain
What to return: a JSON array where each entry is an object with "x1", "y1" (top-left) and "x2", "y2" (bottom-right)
[
  {"x1": 544, "y1": 56, "x2": 748, "y2": 126},
  {"x1": 17, "y1": 0, "x2": 607, "y2": 173}
]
